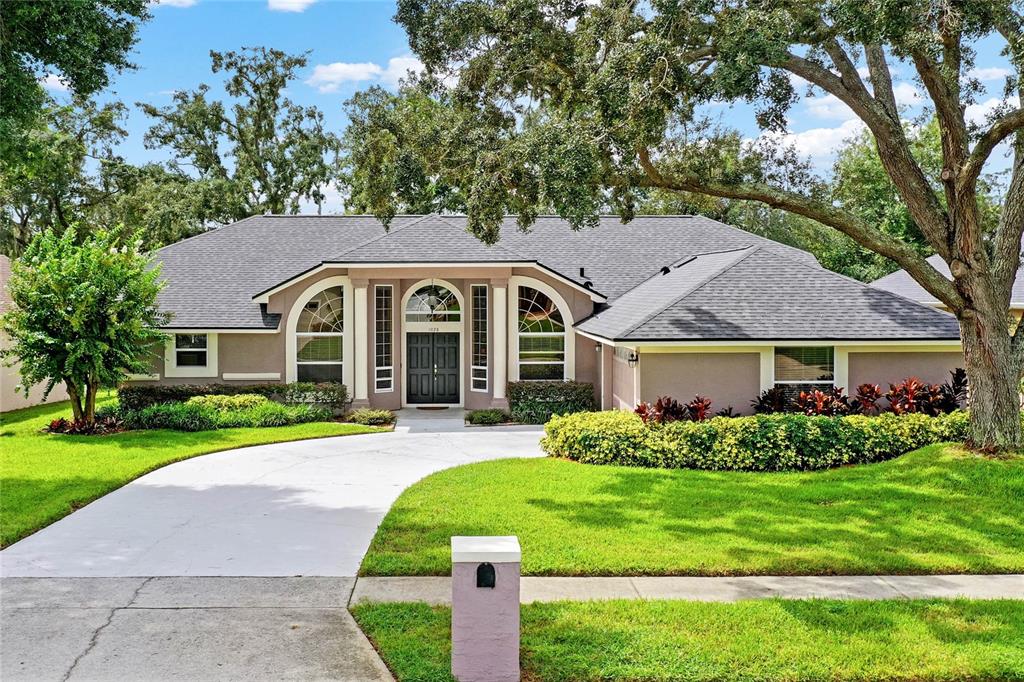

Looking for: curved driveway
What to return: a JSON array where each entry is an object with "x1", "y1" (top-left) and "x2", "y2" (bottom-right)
[{"x1": 1, "y1": 417, "x2": 544, "y2": 577}]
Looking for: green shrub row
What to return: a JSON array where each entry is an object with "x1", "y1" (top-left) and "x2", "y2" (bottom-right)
[
  {"x1": 506, "y1": 381, "x2": 595, "y2": 424},
  {"x1": 349, "y1": 408, "x2": 396, "y2": 426},
  {"x1": 542, "y1": 409, "x2": 974, "y2": 472},
  {"x1": 117, "y1": 381, "x2": 349, "y2": 412},
  {"x1": 118, "y1": 401, "x2": 332, "y2": 432},
  {"x1": 187, "y1": 393, "x2": 268, "y2": 411},
  {"x1": 466, "y1": 408, "x2": 511, "y2": 425}
]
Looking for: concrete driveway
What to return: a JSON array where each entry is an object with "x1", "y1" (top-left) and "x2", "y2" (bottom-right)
[
  {"x1": 1, "y1": 413, "x2": 543, "y2": 681},
  {"x1": 1, "y1": 414, "x2": 544, "y2": 577}
]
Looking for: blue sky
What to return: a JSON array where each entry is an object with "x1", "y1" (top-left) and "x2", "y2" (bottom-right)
[{"x1": 41, "y1": 0, "x2": 1018, "y2": 211}]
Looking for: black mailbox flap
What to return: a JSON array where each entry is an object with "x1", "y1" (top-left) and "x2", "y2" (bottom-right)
[{"x1": 476, "y1": 562, "x2": 496, "y2": 588}]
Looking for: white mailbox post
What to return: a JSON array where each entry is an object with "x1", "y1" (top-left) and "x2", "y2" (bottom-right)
[{"x1": 450, "y1": 536, "x2": 521, "y2": 682}]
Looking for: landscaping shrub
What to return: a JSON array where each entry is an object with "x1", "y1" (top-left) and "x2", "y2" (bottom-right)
[
  {"x1": 188, "y1": 394, "x2": 268, "y2": 411},
  {"x1": 118, "y1": 381, "x2": 349, "y2": 412},
  {"x1": 130, "y1": 400, "x2": 330, "y2": 432},
  {"x1": 348, "y1": 408, "x2": 396, "y2": 426},
  {"x1": 136, "y1": 402, "x2": 218, "y2": 432},
  {"x1": 466, "y1": 408, "x2": 511, "y2": 425},
  {"x1": 507, "y1": 381, "x2": 595, "y2": 424},
  {"x1": 543, "y1": 409, "x2": 983, "y2": 472}
]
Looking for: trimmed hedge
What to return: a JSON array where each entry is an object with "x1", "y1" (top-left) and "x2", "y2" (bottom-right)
[
  {"x1": 542, "y1": 409, "x2": 974, "y2": 472},
  {"x1": 349, "y1": 408, "x2": 396, "y2": 426},
  {"x1": 466, "y1": 408, "x2": 512, "y2": 425},
  {"x1": 507, "y1": 381, "x2": 595, "y2": 424},
  {"x1": 188, "y1": 394, "x2": 268, "y2": 411},
  {"x1": 118, "y1": 381, "x2": 349, "y2": 412},
  {"x1": 127, "y1": 401, "x2": 331, "y2": 432}
]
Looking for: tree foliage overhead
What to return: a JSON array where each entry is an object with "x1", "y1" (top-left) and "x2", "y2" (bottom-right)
[
  {"x1": 345, "y1": 0, "x2": 1024, "y2": 449},
  {"x1": 141, "y1": 47, "x2": 342, "y2": 218},
  {"x1": 0, "y1": 229, "x2": 168, "y2": 424},
  {"x1": 0, "y1": 0, "x2": 150, "y2": 130}
]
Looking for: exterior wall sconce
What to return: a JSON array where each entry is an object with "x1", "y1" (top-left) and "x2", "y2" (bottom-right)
[{"x1": 627, "y1": 352, "x2": 639, "y2": 368}]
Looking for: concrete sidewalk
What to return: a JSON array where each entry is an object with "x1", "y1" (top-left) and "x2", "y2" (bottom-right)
[
  {"x1": 2, "y1": 577, "x2": 392, "y2": 682},
  {"x1": 350, "y1": 574, "x2": 1024, "y2": 605}
]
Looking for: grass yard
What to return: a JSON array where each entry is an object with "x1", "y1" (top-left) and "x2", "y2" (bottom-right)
[
  {"x1": 0, "y1": 396, "x2": 380, "y2": 547},
  {"x1": 352, "y1": 599, "x2": 1024, "y2": 682},
  {"x1": 361, "y1": 445, "x2": 1024, "y2": 576}
]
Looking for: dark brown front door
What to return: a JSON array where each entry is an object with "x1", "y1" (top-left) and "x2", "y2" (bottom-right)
[{"x1": 407, "y1": 332, "x2": 460, "y2": 404}]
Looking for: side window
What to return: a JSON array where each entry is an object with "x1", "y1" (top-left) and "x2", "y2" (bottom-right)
[{"x1": 175, "y1": 334, "x2": 208, "y2": 367}]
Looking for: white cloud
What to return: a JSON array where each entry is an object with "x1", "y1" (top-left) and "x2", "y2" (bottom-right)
[
  {"x1": 39, "y1": 74, "x2": 69, "y2": 92},
  {"x1": 760, "y1": 118, "x2": 865, "y2": 165},
  {"x1": 892, "y1": 82, "x2": 923, "y2": 107},
  {"x1": 966, "y1": 95, "x2": 1021, "y2": 126},
  {"x1": 268, "y1": 0, "x2": 316, "y2": 12},
  {"x1": 804, "y1": 93, "x2": 854, "y2": 121},
  {"x1": 306, "y1": 55, "x2": 424, "y2": 93},
  {"x1": 150, "y1": 0, "x2": 197, "y2": 6},
  {"x1": 968, "y1": 67, "x2": 1011, "y2": 82}
]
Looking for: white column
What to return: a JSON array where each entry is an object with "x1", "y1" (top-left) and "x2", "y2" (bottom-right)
[
  {"x1": 353, "y1": 279, "x2": 369, "y2": 403},
  {"x1": 492, "y1": 281, "x2": 508, "y2": 401}
]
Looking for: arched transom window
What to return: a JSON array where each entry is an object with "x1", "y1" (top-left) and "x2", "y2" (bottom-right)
[
  {"x1": 296, "y1": 285, "x2": 344, "y2": 382},
  {"x1": 406, "y1": 284, "x2": 461, "y2": 323},
  {"x1": 517, "y1": 285, "x2": 566, "y2": 380}
]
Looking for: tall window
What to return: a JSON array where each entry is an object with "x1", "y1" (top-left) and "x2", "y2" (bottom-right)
[
  {"x1": 175, "y1": 334, "x2": 207, "y2": 367},
  {"x1": 296, "y1": 286, "x2": 344, "y2": 382},
  {"x1": 517, "y1": 285, "x2": 565, "y2": 381},
  {"x1": 375, "y1": 285, "x2": 393, "y2": 392},
  {"x1": 406, "y1": 284, "x2": 461, "y2": 322},
  {"x1": 774, "y1": 347, "x2": 834, "y2": 401},
  {"x1": 471, "y1": 285, "x2": 488, "y2": 391}
]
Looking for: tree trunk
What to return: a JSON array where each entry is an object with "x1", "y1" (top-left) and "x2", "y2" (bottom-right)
[
  {"x1": 84, "y1": 379, "x2": 99, "y2": 425},
  {"x1": 64, "y1": 379, "x2": 85, "y2": 423},
  {"x1": 960, "y1": 306, "x2": 1023, "y2": 451}
]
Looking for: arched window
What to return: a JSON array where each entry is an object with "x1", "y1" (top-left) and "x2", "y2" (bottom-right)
[
  {"x1": 517, "y1": 285, "x2": 566, "y2": 380},
  {"x1": 295, "y1": 285, "x2": 344, "y2": 382},
  {"x1": 406, "y1": 284, "x2": 461, "y2": 322}
]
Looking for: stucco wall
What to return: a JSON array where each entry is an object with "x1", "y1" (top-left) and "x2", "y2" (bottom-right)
[
  {"x1": 639, "y1": 352, "x2": 761, "y2": 415},
  {"x1": 847, "y1": 351, "x2": 964, "y2": 388},
  {"x1": 610, "y1": 349, "x2": 637, "y2": 410},
  {"x1": 1, "y1": 254, "x2": 69, "y2": 411}
]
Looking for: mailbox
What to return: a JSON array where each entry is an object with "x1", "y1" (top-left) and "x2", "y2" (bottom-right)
[{"x1": 451, "y1": 536, "x2": 521, "y2": 682}]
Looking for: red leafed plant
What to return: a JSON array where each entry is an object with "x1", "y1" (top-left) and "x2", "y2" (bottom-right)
[
  {"x1": 635, "y1": 395, "x2": 689, "y2": 425},
  {"x1": 47, "y1": 415, "x2": 123, "y2": 435},
  {"x1": 687, "y1": 395, "x2": 713, "y2": 421},
  {"x1": 795, "y1": 387, "x2": 851, "y2": 416},
  {"x1": 852, "y1": 383, "x2": 883, "y2": 415},
  {"x1": 885, "y1": 377, "x2": 945, "y2": 415}
]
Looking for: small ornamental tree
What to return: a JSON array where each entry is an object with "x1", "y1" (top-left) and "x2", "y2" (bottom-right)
[{"x1": 1, "y1": 229, "x2": 169, "y2": 425}]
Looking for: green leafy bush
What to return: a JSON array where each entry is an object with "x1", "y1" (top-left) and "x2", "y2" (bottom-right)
[
  {"x1": 188, "y1": 394, "x2": 268, "y2": 411},
  {"x1": 543, "y1": 409, "x2": 980, "y2": 472},
  {"x1": 118, "y1": 381, "x2": 349, "y2": 412},
  {"x1": 466, "y1": 408, "x2": 511, "y2": 425},
  {"x1": 349, "y1": 408, "x2": 396, "y2": 426},
  {"x1": 130, "y1": 400, "x2": 330, "y2": 432},
  {"x1": 507, "y1": 381, "x2": 595, "y2": 424}
]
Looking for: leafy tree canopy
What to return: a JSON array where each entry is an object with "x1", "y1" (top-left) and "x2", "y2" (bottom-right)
[
  {"x1": 141, "y1": 47, "x2": 342, "y2": 218},
  {"x1": 0, "y1": 0, "x2": 150, "y2": 131},
  {"x1": 0, "y1": 229, "x2": 168, "y2": 424}
]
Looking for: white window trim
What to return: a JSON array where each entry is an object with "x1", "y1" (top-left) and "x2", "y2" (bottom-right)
[
  {"x1": 771, "y1": 346, "x2": 837, "y2": 392},
  {"x1": 375, "y1": 284, "x2": 395, "y2": 393},
  {"x1": 285, "y1": 275, "x2": 353, "y2": 387},
  {"x1": 164, "y1": 333, "x2": 218, "y2": 378},
  {"x1": 470, "y1": 284, "x2": 488, "y2": 392},
  {"x1": 508, "y1": 276, "x2": 575, "y2": 382}
]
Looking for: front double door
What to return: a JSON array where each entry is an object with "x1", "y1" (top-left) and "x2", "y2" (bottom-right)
[{"x1": 407, "y1": 332, "x2": 460, "y2": 404}]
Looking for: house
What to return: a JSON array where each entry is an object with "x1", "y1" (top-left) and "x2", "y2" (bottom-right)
[
  {"x1": 871, "y1": 251, "x2": 1024, "y2": 327},
  {"x1": 140, "y1": 214, "x2": 964, "y2": 413},
  {"x1": 1, "y1": 254, "x2": 69, "y2": 411}
]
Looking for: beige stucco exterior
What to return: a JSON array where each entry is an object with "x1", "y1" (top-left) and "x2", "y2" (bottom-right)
[
  {"x1": 638, "y1": 352, "x2": 761, "y2": 415},
  {"x1": 847, "y1": 351, "x2": 964, "y2": 389}
]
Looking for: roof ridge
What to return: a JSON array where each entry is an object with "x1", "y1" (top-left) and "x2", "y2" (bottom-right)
[
  {"x1": 153, "y1": 214, "x2": 263, "y2": 255},
  {"x1": 618, "y1": 246, "x2": 761, "y2": 338},
  {"x1": 328, "y1": 213, "x2": 438, "y2": 260}
]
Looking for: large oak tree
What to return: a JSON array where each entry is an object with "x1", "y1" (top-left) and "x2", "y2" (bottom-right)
[{"x1": 345, "y1": 0, "x2": 1024, "y2": 450}]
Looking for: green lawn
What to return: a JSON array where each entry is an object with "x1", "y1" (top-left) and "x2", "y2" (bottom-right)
[
  {"x1": 0, "y1": 396, "x2": 380, "y2": 547},
  {"x1": 361, "y1": 445, "x2": 1024, "y2": 576},
  {"x1": 352, "y1": 599, "x2": 1024, "y2": 682}
]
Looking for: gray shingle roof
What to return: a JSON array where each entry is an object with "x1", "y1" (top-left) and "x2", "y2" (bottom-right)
[
  {"x1": 871, "y1": 253, "x2": 1024, "y2": 307},
  {"x1": 153, "y1": 214, "x2": 821, "y2": 329},
  {"x1": 578, "y1": 247, "x2": 962, "y2": 341}
]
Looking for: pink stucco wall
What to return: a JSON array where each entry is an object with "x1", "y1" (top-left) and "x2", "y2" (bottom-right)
[
  {"x1": 451, "y1": 560, "x2": 520, "y2": 682},
  {"x1": 639, "y1": 352, "x2": 761, "y2": 415},
  {"x1": 847, "y1": 351, "x2": 964, "y2": 388},
  {"x1": 610, "y1": 348, "x2": 637, "y2": 410}
]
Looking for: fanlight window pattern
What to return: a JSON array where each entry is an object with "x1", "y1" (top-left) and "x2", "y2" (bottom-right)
[
  {"x1": 517, "y1": 286, "x2": 566, "y2": 381},
  {"x1": 406, "y1": 284, "x2": 461, "y2": 323},
  {"x1": 296, "y1": 286, "x2": 344, "y2": 382}
]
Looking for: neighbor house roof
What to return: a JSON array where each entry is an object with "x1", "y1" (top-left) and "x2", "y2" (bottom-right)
[
  {"x1": 577, "y1": 246, "x2": 962, "y2": 342},
  {"x1": 153, "y1": 214, "x2": 820, "y2": 330},
  {"x1": 871, "y1": 252, "x2": 1024, "y2": 308}
]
